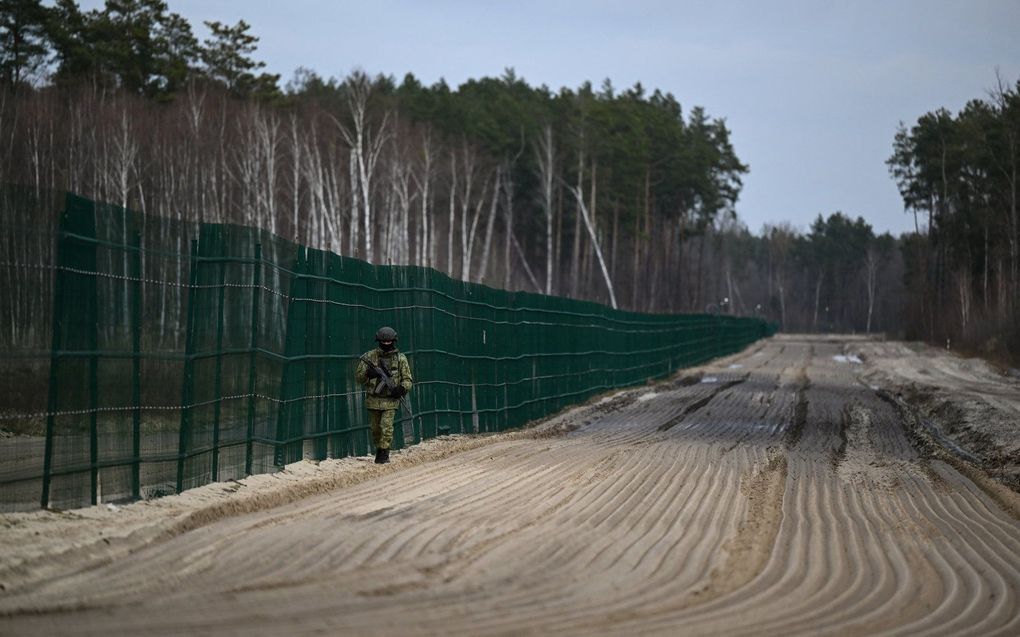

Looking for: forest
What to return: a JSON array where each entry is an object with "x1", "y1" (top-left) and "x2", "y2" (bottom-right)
[{"x1": 1, "y1": 0, "x2": 1017, "y2": 364}]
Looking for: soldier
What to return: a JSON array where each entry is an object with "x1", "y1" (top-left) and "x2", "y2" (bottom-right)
[{"x1": 355, "y1": 326, "x2": 413, "y2": 464}]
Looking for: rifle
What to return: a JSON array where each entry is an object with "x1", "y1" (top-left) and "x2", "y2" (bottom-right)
[
  {"x1": 360, "y1": 354, "x2": 416, "y2": 446},
  {"x1": 360, "y1": 354, "x2": 399, "y2": 396}
]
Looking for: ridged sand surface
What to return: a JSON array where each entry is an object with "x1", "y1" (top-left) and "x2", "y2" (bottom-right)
[{"x1": 2, "y1": 335, "x2": 1018, "y2": 635}]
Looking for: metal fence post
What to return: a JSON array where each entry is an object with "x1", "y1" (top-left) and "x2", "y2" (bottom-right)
[
  {"x1": 41, "y1": 209, "x2": 69, "y2": 509},
  {"x1": 130, "y1": 230, "x2": 142, "y2": 501},
  {"x1": 88, "y1": 297, "x2": 98, "y2": 505},
  {"x1": 210, "y1": 228, "x2": 226, "y2": 481},
  {"x1": 42, "y1": 196, "x2": 98, "y2": 508},
  {"x1": 176, "y1": 239, "x2": 200, "y2": 494},
  {"x1": 312, "y1": 252, "x2": 327, "y2": 461},
  {"x1": 245, "y1": 243, "x2": 262, "y2": 476},
  {"x1": 276, "y1": 246, "x2": 308, "y2": 467}
]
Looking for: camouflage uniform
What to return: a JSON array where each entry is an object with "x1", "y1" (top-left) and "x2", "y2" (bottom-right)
[{"x1": 355, "y1": 347, "x2": 413, "y2": 450}]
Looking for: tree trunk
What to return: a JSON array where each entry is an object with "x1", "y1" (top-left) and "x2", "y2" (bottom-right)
[
  {"x1": 812, "y1": 271, "x2": 823, "y2": 331},
  {"x1": 631, "y1": 197, "x2": 640, "y2": 308},
  {"x1": 503, "y1": 164, "x2": 516, "y2": 290},
  {"x1": 983, "y1": 223, "x2": 989, "y2": 314},
  {"x1": 695, "y1": 237, "x2": 705, "y2": 310},
  {"x1": 568, "y1": 185, "x2": 617, "y2": 308},
  {"x1": 554, "y1": 178, "x2": 563, "y2": 296},
  {"x1": 956, "y1": 271, "x2": 969, "y2": 336},
  {"x1": 725, "y1": 266, "x2": 735, "y2": 315},
  {"x1": 348, "y1": 148, "x2": 359, "y2": 257},
  {"x1": 865, "y1": 250, "x2": 877, "y2": 333},
  {"x1": 289, "y1": 113, "x2": 301, "y2": 241},
  {"x1": 447, "y1": 151, "x2": 457, "y2": 275},
  {"x1": 570, "y1": 147, "x2": 584, "y2": 297},
  {"x1": 460, "y1": 163, "x2": 491, "y2": 282},
  {"x1": 335, "y1": 73, "x2": 391, "y2": 263},
  {"x1": 778, "y1": 283, "x2": 787, "y2": 331},
  {"x1": 611, "y1": 201, "x2": 619, "y2": 280},
  {"x1": 1011, "y1": 168, "x2": 1018, "y2": 307},
  {"x1": 509, "y1": 231, "x2": 541, "y2": 292},
  {"x1": 476, "y1": 168, "x2": 502, "y2": 283},
  {"x1": 414, "y1": 130, "x2": 434, "y2": 267},
  {"x1": 536, "y1": 124, "x2": 555, "y2": 294}
]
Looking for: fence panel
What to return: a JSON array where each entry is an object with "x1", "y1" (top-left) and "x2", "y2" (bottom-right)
[{"x1": 0, "y1": 189, "x2": 775, "y2": 511}]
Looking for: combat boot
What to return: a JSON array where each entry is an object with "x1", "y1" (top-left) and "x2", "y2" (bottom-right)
[
  {"x1": 379, "y1": 448, "x2": 390, "y2": 464},
  {"x1": 374, "y1": 448, "x2": 385, "y2": 464}
]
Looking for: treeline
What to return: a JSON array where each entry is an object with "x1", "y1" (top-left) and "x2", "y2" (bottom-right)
[
  {"x1": 889, "y1": 76, "x2": 1020, "y2": 362},
  {"x1": 1, "y1": 0, "x2": 279, "y2": 96},
  {"x1": 0, "y1": 1, "x2": 906, "y2": 336},
  {"x1": 4, "y1": 2, "x2": 1018, "y2": 363},
  {"x1": 0, "y1": 0, "x2": 751, "y2": 314}
]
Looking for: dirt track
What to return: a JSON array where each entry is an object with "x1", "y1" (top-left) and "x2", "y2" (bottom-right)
[{"x1": 2, "y1": 335, "x2": 1019, "y2": 635}]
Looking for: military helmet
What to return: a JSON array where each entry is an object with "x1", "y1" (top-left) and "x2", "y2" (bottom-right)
[{"x1": 375, "y1": 326, "x2": 398, "y2": 342}]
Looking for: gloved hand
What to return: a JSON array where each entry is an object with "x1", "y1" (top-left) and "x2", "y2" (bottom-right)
[
  {"x1": 365, "y1": 365, "x2": 381, "y2": 379},
  {"x1": 391, "y1": 385, "x2": 407, "y2": 398}
]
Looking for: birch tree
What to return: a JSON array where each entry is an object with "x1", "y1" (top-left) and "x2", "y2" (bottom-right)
[
  {"x1": 288, "y1": 112, "x2": 302, "y2": 240},
  {"x1": 412, "y1": 128, "x2": 435, "y2": 267},
  {"x1": 456, "y1": 145, "x2": 492, "y2": 281},
  {"x1": 567, "y1": 183, "x2": 617, "y2": 308},
  {"x1": 475, "y1": 167, "x2": 502, "y2": 283},
  {"x1": 335, "y1": 72, "x2": 390, "y2": 263},
  {"x1": 299, "y1": 119, "x2": 343, "y2": 251},
  {"x1": 387, "y1": 147, "x2": 415, "y2": 265},
  {"x1": 535, "y1": 124, "x2": 556, "y2": 294},
  {"x1": 446, "y1": 150, "x2": 457, "y2": 275}
]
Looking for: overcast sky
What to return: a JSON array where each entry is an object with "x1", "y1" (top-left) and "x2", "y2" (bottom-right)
[{"x1": 80, "y1": 0, "x2": 1020, "y2": 236}]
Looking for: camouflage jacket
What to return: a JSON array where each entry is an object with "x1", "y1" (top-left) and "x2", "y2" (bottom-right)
[{"x1": 355, "y1": 348, "x2": 413, "y2": 410}]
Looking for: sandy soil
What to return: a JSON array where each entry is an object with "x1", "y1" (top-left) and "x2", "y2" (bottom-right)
[
  {"x1": 850, "y1": 338, "x2": 1020, "y2": 487},
  {"x1": 1, "y1": 335, "x2": 1019, "y2": 636}
]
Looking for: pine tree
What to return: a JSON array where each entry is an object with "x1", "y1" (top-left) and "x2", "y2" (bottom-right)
[
  {"x1": 200, "y1": 19, "x2": 279, "y2": 97},
  {"x1": 0, "y1": 0, "x2": 52, "y2": 86}
]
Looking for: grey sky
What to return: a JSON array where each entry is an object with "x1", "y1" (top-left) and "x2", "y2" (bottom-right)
[{"x1": 81, "y1": 0, "x2": 1020, "y2": 236}]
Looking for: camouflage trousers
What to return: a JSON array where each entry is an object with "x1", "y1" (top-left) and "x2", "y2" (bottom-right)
[{"x1": 368, "y1": 409, "x2": 396, "y2": 450}]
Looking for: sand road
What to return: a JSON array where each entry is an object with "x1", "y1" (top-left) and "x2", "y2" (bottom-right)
[{"x1": 1, "y1": 335, "x2": 1019, "y2": 635}]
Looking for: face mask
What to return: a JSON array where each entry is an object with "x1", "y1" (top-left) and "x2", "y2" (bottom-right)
[{"x1": 379, "y1": 341, "x2": 395, "y2": 352}]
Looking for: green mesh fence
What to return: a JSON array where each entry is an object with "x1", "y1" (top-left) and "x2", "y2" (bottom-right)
[{"x1": 0, "y1": 188, "x2": 774, "y2": 511}]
